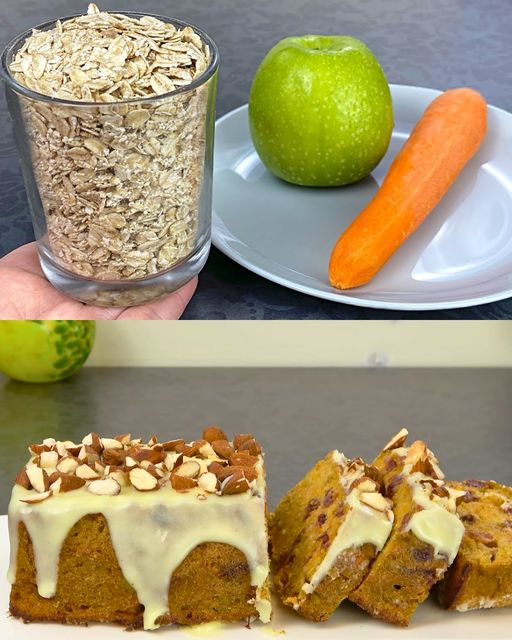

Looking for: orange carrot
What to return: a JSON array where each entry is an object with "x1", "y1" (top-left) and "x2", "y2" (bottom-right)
[{"x1": 328, "y1": 87, "x2": 487, "y2": 289}]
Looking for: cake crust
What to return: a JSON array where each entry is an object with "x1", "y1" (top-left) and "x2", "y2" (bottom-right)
[
  {"x1": 270, "y1": 451, "x2": 393, "y2": 622},
  {"x1": 438, "y1": 479, "x2": 512, "y2": 612},
  {"x1": 8, "y1": 430, "x2": 271, "y2": 630},
  {"x1": 10, "y1": 516, "x2": 259, "y2": 627},
  {"x1": 349, "y1": 431, "x2": 464, "y2": 626}
]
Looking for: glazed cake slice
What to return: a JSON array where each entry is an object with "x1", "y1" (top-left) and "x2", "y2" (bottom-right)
[
  {"x1": 349, "y1": 429, "x2": 465, "y2": 626},
  {"x1": 8, "y1": 429, "x2": 271, "y2": 630},
  {"x1": 270, "y1": 451, "x2": 394, "y2": 622},
  {"x1": 439, "y1": 479, "x2": 512, "y2": 611}
]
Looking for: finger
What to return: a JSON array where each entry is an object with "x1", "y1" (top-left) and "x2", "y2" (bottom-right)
[
  {"x1": 40, "y1": 300, "x2": 126, "y2": 320},
  {"x1": 0, "y1": 242, "x2": 44, "y2": 276},
  {"x1": 117, "y1": 277, "x2": 198, "y2": 320},
  {"x1": 0, "y1": 266, "x2": 63, "y2": 318},
  {"x1": 0, "y1": 242, "x2": 198, "y2": 320}
]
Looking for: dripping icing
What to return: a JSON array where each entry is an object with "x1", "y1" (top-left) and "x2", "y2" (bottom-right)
[{"x1": 8, "y1": 484, "x2": 271, "y2": 630}]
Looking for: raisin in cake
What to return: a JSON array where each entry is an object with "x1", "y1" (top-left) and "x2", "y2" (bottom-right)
[
  {"x1": 270, "y1": 451, "x2": 393, "y2": 622},
  {"x1": 439, "y1": 479, "x2": 512, "y2": 611},
  {"x1": 8, "y1": 428, "x2": 271, "y2": 630},
  {"x1": 349, "y1": 429, "x2": 465, "y2": 626}
]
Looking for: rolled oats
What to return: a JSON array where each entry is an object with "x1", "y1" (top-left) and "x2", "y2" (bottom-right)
[{"x1": 9, "y1": 3, "x2": 212, "y2": 281}]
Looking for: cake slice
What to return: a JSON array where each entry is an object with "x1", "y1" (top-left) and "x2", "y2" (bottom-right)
[
  {"x1": 438, "y1": 479, "x2": 512, "y2": 611},
  {"x1": 8, "y1": 429, "x2": 271, "y2": 630},
  {"x1": 349, "y1": 429, "x2": 465, "y2": 626},
  {"x1": 270, "y1": 451, "x2": 394, "y2": 621}
]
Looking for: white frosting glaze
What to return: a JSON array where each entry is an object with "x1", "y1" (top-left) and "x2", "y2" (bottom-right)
[
  {"x1": 301, "y1": 451, "x2": 393, "y2": 596},
  {"x1": 400, "y1": 448, "x2": 464, "y2": 564},
  {"x1": 8, "y1": 483, "x2": 271, "y2": 630}
]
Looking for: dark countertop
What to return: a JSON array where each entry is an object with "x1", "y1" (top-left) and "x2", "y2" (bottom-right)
[
  {"x1": 1, "y1": 366, "x2": 511, "y2": 513},
  {"x1": 1, "y1": 0, "x2": 511, "y2": 318}
]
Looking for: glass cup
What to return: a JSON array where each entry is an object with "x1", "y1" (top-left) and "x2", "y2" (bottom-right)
[{"x1": 0, "y1": 12, "x2": 219, "y2": 306}]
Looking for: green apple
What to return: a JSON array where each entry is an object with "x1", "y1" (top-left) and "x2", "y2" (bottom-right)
[
  {"x1": 0, "y1": 321, "x2": 95, "y2": 383},
  {"x1": 249, "y1": 35, "x2": 393, "y2": 187}
]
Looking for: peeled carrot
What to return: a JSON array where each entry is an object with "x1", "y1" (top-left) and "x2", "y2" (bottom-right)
[{"x1": 329, "y1": 87, "x2": 487, "y2": 289}]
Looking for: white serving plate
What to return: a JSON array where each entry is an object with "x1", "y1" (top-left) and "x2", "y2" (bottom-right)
[
  {"x1": 1, "y1": 515, "x2": 510, "y2": 638},
  {"x1": 212, "y1": 84, "x2": 512, "y2": 310}
]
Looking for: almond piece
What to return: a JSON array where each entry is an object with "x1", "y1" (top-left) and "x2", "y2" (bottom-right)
[
  {"x1": 95, "y1": 461, "x2": 106, "y2": 475},
  {"x1": 174, "y1": 460, "x2": 200, "y2": 479},
  {"x1": 202, "y1": 426, "x2": 228, "y2": 443},
  {"x1": 15, "y1": 467, "x2": 31, "y2": 489},
  {"x1": 221, "y1": 469, "x2": 251, "y2": 495},
  {"x1": 76, "y1": 464, "x2": 100, "y2": 480},
  {"x1": 132, "y1": 447, "x2": 165, "y2": 465},
  {"x1": 183, "y1": 441, "x2": 206, "y2": 457},
  {"x1": 56, "y1": 456, "x2": 79, "y2": 474},
  {"x1": 198, "y1": 472, "x2": 218, "y2": 493},
  {"x1": 50, "y1": 477, "x2": 62, "y2": 494},
  {"x1": 21, "y1": 490, "x2": 52, "y2": 504},
  {"x1": 211, "y1": 440, "x2": 235, "y2": 459},
  {"x1": 161, "y1": 439, "x2": 185, "y2": 451},
  {"x1": 196, "y1": 459, "x2": 209, "y2": 476},
  {"x1": 43, "y1": 437, "x2": 56, "y2": 448},
  {"x1": 383, "y1": 428, "x2": 409, "y2": 451},
  {"x1": 215, "y1": 465, "x2": 257, "y2": 483},
  {"x1": 238, "y1": 439, "x2": 263, "y2": 456},
  {"x1": 208, "y1": 461, "x2": 227, "y2": 475},
  {"x1": 65, "y1": 443, "x2": 82, "y2": 457},
  {"x1": 164, "y1": 452, "x2": 181, "y2": 471},
  {"x1": 26, "y1": 466, "x2": 49, "y2": 493},
  {"x1": 101, "y1": 437, "x2": 123, "y2": 450},
  {"x1": 171, "y1": 473, "x2": 197, "y2": 491},
  {"x1": 124, "y1": 456, "x2": 137, "y2": 469},
  {"x1": 39, "y1": 450, "x2": 59, "y2": 468},
  {"x1": 360, "y1": 492, "x2": 392, "y2": 512},
  {"x1": 175, "y1": 444, "x2": 194, "y2": 457},
  {"x1": 55, "y1": 441, "x2": 70, "y2": 457},
  {"x1": 431, "y1": 483, "x2": 450, "y2": 499},
  {"x1": 82, "y1": 432, "x2": 103, "y2": 453},
  {"x1": 148, "y1": 435, "x2": 158, "y2": 447},
  {"x1": 129, "y1": 467, "x2": 158, "y2": 491},
  {"x1": 140, "y1": 463, "x2": 163, "y2": 479},
  {"x1": 430, "y1": 460, "x2": 446, "y2": 481},
  {"x1": 351, "y1": 477, "x2": 378, "y2": 493},
  {"x1": 199, "y1": 442, "x2": 216, "y2": 458},
  {"x1": 233, "y1": 434, "x2": 254, "y2": 450},
  {"x1": 405, "y1": 440, "x2": 428, "y2": 467},
  {"x1": 108, "y1": 470, "x2": 130, "y2": 487},
  {"x1": 78, "y1": 444, "x2": 100, "y2": 464},
  {"x1": 229, "y1": 452, "x2": 258, "y2": 467},
  {"x1": 114, "y1": 433, "x2": 132, "y2": 445},
  {"x1": 87, "y1": 478, "x2": 121, "y2": 496},
  {"x1": 103, "y1": 448, "x2": 127, "y2": 466},
  {"x1": 29, "y1": 443, "x2": 50, "y2": 455},
  {"x1": 52, "y1": 474, "x2": 86, "y2": 493}
]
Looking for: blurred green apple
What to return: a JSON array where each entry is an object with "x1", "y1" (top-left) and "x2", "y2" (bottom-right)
[
  {"x1": 249, "y1": 35, "x2": 393, "y2": 186},
  {"x1": 0, "y1": 321, "x2": 95, "y2": 383}
]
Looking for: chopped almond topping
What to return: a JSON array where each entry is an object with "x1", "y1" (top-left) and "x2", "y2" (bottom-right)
[
  {"x1": 202, "y1": 426, "x2": 228, "y2": 443},
  {"x1": 21, "y1": 490, "x2": 53, "y2": 504},
  {"x1": 129, "y1": 467, "x2": 159, "y2": 491},
  {"x1": 382, "y1": 428, "x2": 409, "y2": 451},
  {"x1": 171, "y1": 473, "x2": 197, "y2": 491},
  {"x1": 87, "y1": 477, "x2": 121, "y2": 496},
  {"x1": 16, "y1": 431, "x2": 262, "y2": 502}
]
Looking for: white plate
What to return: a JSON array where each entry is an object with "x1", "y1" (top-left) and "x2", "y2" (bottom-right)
[
  {"x1": 1, "y1": 515, "x2": 510, "y2": 639},
  {"x1": 212, "y1": 84, "x2": 512, "y2": 310}
]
